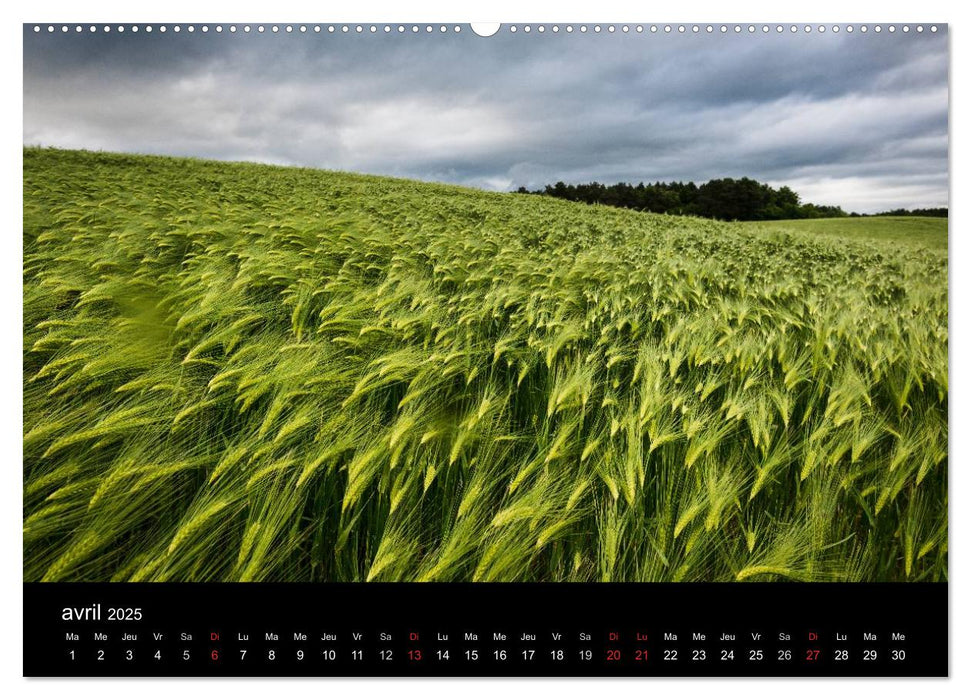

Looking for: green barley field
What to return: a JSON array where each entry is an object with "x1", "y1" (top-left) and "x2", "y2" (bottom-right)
[{"x1": 23, "y1": 148, "x2": 948, "y2": 583}]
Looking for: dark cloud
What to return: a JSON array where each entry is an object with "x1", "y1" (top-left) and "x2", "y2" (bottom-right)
[{"x1": 23, "y1": 25, "x2": 949, "y2": 212}]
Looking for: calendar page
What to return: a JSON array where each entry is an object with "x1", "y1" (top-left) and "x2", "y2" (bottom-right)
[{"x1": 22, "y1": 19, "x2": 948, "y2": 678}]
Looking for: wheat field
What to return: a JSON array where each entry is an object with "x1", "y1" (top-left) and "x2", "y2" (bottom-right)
[{"x1": 23, "y1": 148, "x2": 948, "y2": 582}]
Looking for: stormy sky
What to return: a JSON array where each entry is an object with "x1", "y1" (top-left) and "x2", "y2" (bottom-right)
[{"x1": 23, "y1": 25, "x2": 949, "y2": 213}]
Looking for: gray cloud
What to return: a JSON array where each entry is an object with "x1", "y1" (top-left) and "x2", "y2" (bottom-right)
[{"x1": 23, "y1": 25, "x2": 949, "y2": 213}]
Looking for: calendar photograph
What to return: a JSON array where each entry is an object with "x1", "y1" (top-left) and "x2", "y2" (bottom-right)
[{"x1": 23, "y1": 23, "x2": 948, "y2": 591}]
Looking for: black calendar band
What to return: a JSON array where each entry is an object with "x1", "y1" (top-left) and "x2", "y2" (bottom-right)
[{"x1": 24, "y1": 582, "x2": 947, "y2": 677}]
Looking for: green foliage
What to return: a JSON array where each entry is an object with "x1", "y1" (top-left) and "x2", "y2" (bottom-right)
[
  {"x1": 869, "y1": 208, "x2": 948, "y2": 218},
  {"x1": 521, "y1": 178, "x2": 848, "y2": 220},
  {"x1": 23, "y1": 148, "x2": 947, "y2": 582}
]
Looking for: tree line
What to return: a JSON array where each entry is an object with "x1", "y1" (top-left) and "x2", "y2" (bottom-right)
[
  {"x1": 515, "y1": 178, "x2": 845, "y2": 221},
  {"x1": 515, "y1": 178, "x2": 946, "y2": 221},
  {"x1": 858, "y1": 207, "x2": 948, "y2": 218}
]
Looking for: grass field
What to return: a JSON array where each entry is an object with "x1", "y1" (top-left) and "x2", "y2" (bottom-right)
[
  {"x1": 23, "y1": 148, "x2": 948, "y2": 583},
  {"x1": 741, "y1": 216, "x2": 947, "y2": 251}
]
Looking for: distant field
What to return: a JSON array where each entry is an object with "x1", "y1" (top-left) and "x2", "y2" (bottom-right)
[
  {"x1": 23, "y1": 149, "x2": 947, "y2": 583},
  {"x1": 742, "y1": 216, "x2": 947, "y2": 250}
]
